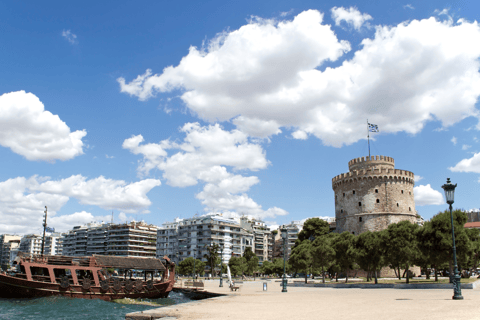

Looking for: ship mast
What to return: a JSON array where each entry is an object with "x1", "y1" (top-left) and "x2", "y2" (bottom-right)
[{"x1": 41, "y1": 206, "x2": 47, "y2": 256}]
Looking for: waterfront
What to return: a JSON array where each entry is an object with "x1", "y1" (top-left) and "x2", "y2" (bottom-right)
[{"x1": 0, "y1": 291, "x2": 192, "y2": 320}]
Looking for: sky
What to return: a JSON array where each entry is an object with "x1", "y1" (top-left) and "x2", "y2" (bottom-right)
[{"x1": 1, "y1": 0, "x2": 480, "y2": 235}]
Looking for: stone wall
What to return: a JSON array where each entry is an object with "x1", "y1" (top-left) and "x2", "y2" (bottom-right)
[{"x1": 332, "y1": 155, "x2": 416, "y2": 235}]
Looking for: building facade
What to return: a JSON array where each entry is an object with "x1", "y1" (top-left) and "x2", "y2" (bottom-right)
[
  {"x1": 18, "y1": 234, "x2": 43, "y2": 256},
  {"x1": 61, "y1": 221, "x2": 158, "y2": 257},
  {"x1": 0, "y1": 235, "x2": 21, "y2": 268},
  {"x1": 332, "y1": 155, "x2": 417, "y2": 235}
]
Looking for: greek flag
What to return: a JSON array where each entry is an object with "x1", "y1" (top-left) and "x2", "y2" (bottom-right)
[
  {"x1": 46, "y1": 227, "x2": 55, "y2": 233},
  {"x1": 368, "y1": 123, "x2": 379, "y2": 132}
]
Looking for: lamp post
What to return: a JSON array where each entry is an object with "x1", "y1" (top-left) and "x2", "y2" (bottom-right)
[
  {"x1": 192, "y1": 248, "x2": 196, "y2": 283},
  {"x1": 281, "y1": 226, "x2": 288, "y2": 293},
  {"x1": 219, "y1": 244, "x2": 224, "y2": 287},
  {"x1": 441, "y1": 178, "x2": 463, "y2": 300}
]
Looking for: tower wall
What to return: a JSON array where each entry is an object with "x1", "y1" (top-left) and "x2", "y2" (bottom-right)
[{"x1": 332, "y1": 156, "x2": 416, "y2": 235}]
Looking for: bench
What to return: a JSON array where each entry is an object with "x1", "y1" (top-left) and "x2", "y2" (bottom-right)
[{"x1": 183, "y1": 281, "x2": 205, "y2": 290}]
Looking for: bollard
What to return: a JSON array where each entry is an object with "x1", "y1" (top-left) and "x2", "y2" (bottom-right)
[{"x1": 263, "y1": 282, "x2": 267, "y2": 291}]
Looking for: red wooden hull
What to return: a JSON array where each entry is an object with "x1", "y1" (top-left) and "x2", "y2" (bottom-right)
[{"x1": 0, "y1": 274, "x2": 174, "y2": 301}]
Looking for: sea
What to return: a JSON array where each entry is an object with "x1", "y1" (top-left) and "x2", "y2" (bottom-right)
[{"x1": 0, "y1": 291, "x2": 192, "y2": 320}]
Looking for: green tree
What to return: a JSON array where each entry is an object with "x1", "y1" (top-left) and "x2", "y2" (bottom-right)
[
  {"x1": 289, "y1": 241, "x2": 314, "y2": 283},
  {"x1": 243, "y1": 247, "x2": 259, "y2": 279},
  {"x1": 466, "y1": 228, "x2": 480, "y2": 271},
  {"x1": 355, "y1": 231, "x2": 385, "y2": 284},
  {"x1": 312, "y1": 233, "x2": 336, "y2": 283},
  {"x1": 261, "y1": 260, "x2": 274, "y2": 275},
  {"x1": 332, "y1": 232, "x2": 357, "y2": 283},
  {"x1": 383, "y1": 221, "x2": 419, "y2": 283},
  {"x1": 178, "y1": 257, "x2": 206, "y2": 276},
  {"x1": 204, "y1": 243, "x2": 219, "y2": 276},
  {"x1": 296, "y1": 218, "x2": 330, "y2": 245},
  {"x1": 228, "y1": 256, "x2": 247, "y2": 277},
  {"x1": 423, "y1": 209, "x2": 471, "y2": 281},
  {"x1": 272, "y1": 258, "x2": 290, "y2": 276}
]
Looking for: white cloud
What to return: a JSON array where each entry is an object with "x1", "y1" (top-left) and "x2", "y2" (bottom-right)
[
  {"x1": 0, "y1": 175, "x2": 160, "y2": 234},
  {"x1": 118, "y1": 212, "x2": 133, "y2": 222},
  {"x1": 123, "y1": 123, "x2": 288, "y2": 220},
  {"x1": 331, "y1": 6, "x2": 373, "y2": 30},
  {"x1": 49, "y1": 211, "x2": 111, "y2": 232},
  {"x1": 449, "y1": 152, "x2": 480, "y2": 173},
  {"x1": 451, "y1": 136, "x2": 458, "y2": 145},
  {"x1": 414, "y1": 184, "x2": 444, "y2": 206},
  {"x1": 106, "y1": 154, "x2": 115, "y2": 159},
  {"x1": 119, "y1": 11, "x2": 480, "y2": 147},
  {"x1": 462, "y1": 144, "x2": 471, "y2": 150},
  {"x1": 414, "y1": 175, "x2": 424, "y2": 182},
  {"x1": 0, "y1": 91, "x2": 86, "y2": 161},
  {"x1": 404, "y1": 4, "x2": 415, "y2": 10},
  {"x1": 62, "y1": 29, "x2": 77, "y2": 44}
]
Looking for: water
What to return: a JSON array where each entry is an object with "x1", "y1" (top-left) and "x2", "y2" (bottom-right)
[{"x1": 0, "y1": 291, "x2": 192, "y2": 320}]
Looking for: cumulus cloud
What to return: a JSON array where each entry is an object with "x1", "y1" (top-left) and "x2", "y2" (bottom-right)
[
  {"x1": 414, "y1": 184, "x2": 444, "y2": 206},
  {"x1": 0, "y1": 175, "x2": 160, "y2": 234},
  {"x1": 449, "y1": 152, "x2": 480, "y2": 173},
  {"x1": 414, "y1": 175, "x2": 424, "y2": 182},
  {"x1": 62, "y1": 29, "x2": 77, "y2": 44},
  {"x1": 404, "y1": 4, "x2": 415, "y2": 10},
  {"x1": 0, "y1": 91, "x2": 87, "y2": 161},
  {"x1": 49, "y1": 211, "x2": 112, "y2": 232},
  {"x1": 331, "y1": 6, "x2": 373, "y2": 30},
  {"x1": 451, "y1": 136, "x2": 458, "y2": 145},
  {"x1": 462, "y1": 144, "x2": 471, "y2": 150},
  {"x1": 119, "y1": 11, "x2": 480, "y2": 147},
  {"x1": 123, "y1": 123, "x2": 288, "y2": 220}
]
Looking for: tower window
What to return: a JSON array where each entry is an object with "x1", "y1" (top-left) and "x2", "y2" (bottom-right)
[
  {"x1": 409, "y1": 192, "x2": 411, "y2": 195},
  {"x1": 375, "y1": 189, "x2": 378, "y2": 193},
  {"x1": 401, "y1": 190, "x2": 404, "y2": 194},
  {"x1": 343, "y1": 193, "x2": 345, "y2": 197},
  {"x1": 409, "y1": 207, "x2": 411, "y2": 211},
  {"x1": 341, "y1": 209, "x2": 343, "y2": 213},
  {"x1": 376, "y1": 199, "x2": 380, "y2": 203},
  {"x1": 359, "y1": 202, "x2": 362, "y2": 206},
  {"x1": 397, "y1": 203, "x2": 399, "y2": 207},
  {"x1": 359, "y1": 217, "x2": 362, "y2": 222},
  {"x1": 353, "y1": 190, "x2": 355, "y2": 195},
  {"x1": 336, "y1": 195, "x2": 337, "y2": 200}
]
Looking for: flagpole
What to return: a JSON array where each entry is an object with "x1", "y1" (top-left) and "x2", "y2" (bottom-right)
[{"x1": 367, "y1": 119, "x2": 370, "y2": 158}]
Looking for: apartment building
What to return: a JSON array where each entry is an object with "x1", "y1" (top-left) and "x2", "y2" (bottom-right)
[
  {"x1": 44, "y1": 232, "x2": 63, "y2": 256},
  {"x1": 274, "y1": 221, "x2": 302, "y2": 260},
  {"x1": 156, "y1": 218, "x2": 182, "y2": 265},
  {"x1": 18, "y1": 234, "x2": 43, "y2": 256},
  {"x1": 0, "y1": 235, "x2": 21, "y2": 268},
  {"x1": 172, "y1": 215, "x2": 253, "y2": 269},
  {"x1": 240, "y1": 217, "x2": 271, "y2": 265},
  {"x1": 61, "y1": 221, "x2": 157, "y2": 257},
  {"x1": 108, "y1": 221, "x2": 157, "y2": 257}
]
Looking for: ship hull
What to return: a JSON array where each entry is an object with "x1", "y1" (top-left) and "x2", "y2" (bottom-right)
[{"x1": 0, "y1": 274, "x2": 173, "y2": 301}]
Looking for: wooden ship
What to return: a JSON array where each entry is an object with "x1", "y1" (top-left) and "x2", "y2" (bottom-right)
[{"x1": 0, "y1": 252, "x2": 176, "y2": 301}]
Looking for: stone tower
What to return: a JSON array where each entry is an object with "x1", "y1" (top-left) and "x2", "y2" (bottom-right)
[{"x1": 332, "y1": 155, "x2": 416, "y2": 235}]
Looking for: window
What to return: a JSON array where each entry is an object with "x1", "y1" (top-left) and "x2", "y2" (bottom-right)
[
  {"x1": 375, "y1": 189, "x2": 378, "y2": 193},
  {"x1": 353, "y1": 190, "x2": 355, "y2": 195},
  {"x1": 335, "y1": 195, "x2": 337, "y2": 200},
  {"x1": 359, "y1": 217, "x2": 362, "y2": 222},
  {"x1": 340, "y1": 209, "x2": 343, "y2": 213},
  {"x1": 409, "y1": 191, "x2": 411, "y2": 195},
  {"x1": 359, "y1": 202, "x2": 362, "y2": 206},
  {"x1": 397, "y1": 203, "x2": 399, "y2": 207},
  {"x1": 401, "y1": 190, "x2": 404, "y2": 194},
  {"x1": 343, "y1": 193, "x2": 345, "y2": 197},
  {"x1": 409, "y1": 207, "x2": 411, "y2": 211}
]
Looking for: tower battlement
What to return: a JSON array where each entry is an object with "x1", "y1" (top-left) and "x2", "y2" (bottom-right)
[{"x1": 348, "y1": 155, "x2": 395, "y2": 171}]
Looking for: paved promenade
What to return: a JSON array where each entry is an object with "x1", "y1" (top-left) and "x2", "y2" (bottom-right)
[{"x1": 126, "y1": 280, "x2": 480, "y2": 320}]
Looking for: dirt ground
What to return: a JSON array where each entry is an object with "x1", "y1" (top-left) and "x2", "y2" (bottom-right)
[{"x1": 126, "y1": 280, "x2": 480, "y2": 320}]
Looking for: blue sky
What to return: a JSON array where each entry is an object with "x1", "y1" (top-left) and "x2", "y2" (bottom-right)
[{"x1": 1, "y1": 0, "x2": 480, "y2": 235}]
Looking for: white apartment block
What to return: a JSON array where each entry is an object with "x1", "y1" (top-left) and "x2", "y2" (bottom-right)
[
  {"x1": 61, "y1": 221, "x2": 158, "y2": 258},
  {"x1": 18, "y1": 234, "x2": 43, "y2": 256},
  {"x1": 0, "y1": 235, "x2": 21, "y2": 268}
]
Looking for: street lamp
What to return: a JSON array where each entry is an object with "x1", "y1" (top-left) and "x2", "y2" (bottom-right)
[
  {"x1": 281, "y1": 226, "x2": 288, "y2": 293},
  {"x1": 219, "y1": 243, "x2": 224, "y2": 287},
  {"x1": 441, "y1": 178, "x2": 463, "y2": 300},
  {"x1": 192, "y1": 248, "x2": 196, "y2": 283}
]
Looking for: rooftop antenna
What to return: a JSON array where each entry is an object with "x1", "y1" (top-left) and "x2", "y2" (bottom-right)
[
  {"x1": 41, "y1": 206, "x2": 47, "y2": 256},
  {"x1": 111, "y1": 211, "x2": 114, "y2": 224}
]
